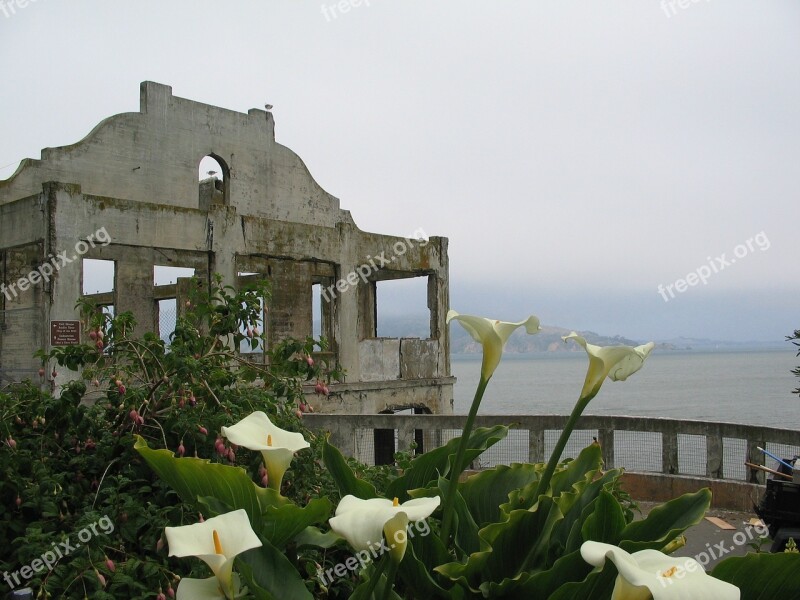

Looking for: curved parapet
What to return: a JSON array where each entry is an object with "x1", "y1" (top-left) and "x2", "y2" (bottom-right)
[{"x1": 0, "y1": 82, "x2": 346, "y2": 228}]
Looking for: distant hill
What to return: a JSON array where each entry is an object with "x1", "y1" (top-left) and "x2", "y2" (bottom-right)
[
  {"x1": 315, "y1": 315, "x2": 784, "y2": 352},
  {"x1": 365, "y1": 315, "x2": 785, "y2": 353},
  {"x1": 449, "y1": 323, "x2": 655, "y2": 354},
  {"x1": 370, "y1": 314, "x2": 666, "y2": 353}
]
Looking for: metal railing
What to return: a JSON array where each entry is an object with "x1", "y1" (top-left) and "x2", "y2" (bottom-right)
[{"x1": 303, "y1": 413, "x2": 800, "y2": 484}]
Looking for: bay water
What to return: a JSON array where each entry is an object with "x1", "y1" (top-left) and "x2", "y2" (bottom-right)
[{"x1": 451, "y1": 349, "x2": 800, "y2": 430}]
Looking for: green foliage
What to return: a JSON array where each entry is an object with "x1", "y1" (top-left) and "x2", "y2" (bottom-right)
[
  {"x1": 0, "y1": 277, "x2": 347, "y2": 599},
  {"x1": 713, "y1": 552, "x2": 800, "y2": 598}
]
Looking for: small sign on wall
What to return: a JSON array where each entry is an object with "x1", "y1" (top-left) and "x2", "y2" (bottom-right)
[{"x1": 50, "y1": 320, "x2": 81, "y2": 346}]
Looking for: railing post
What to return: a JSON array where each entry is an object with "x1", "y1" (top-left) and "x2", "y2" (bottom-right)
[
  {"x1": 529, "y1": 427, "x2": 544, "y2": 463},
  {"x1": 662, "y1": 431, "x2": 678, "y2": 474},
  {"x1": 747, "y1": 438, "x2": 766, "y2": 484},
  {"x1": 598, "y1": 428, "x2": 614, "y2": 469},
  {"x1": 397, "y1": 419, "x2": 415, "y2": 454},
  {"x1": 332, "y1": 419, "x2": 356, "y2": 458},
  {"x1": 706, "y1": 434, "x2": 723, "y2": 478}
]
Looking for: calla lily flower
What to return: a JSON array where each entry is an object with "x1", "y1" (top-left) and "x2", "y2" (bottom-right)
[
  {"x1": 329, "y1": 495, "x2": 441, "y2": 564},
  {"x1": 166, "y1": 509, "x2": 262, "y2": 600},
  {"x1": 221, "y1": 411, "x2": 309, "y2": 491},
  {"x1": 447, "y1": 310, "x2": 540, "y2": 380},
  {"x1": 563, "y1": 332, "x2": 655, "y2": 401},
  {"x1": 580, "y1": 541, "x2": 740, "y2": 600}
]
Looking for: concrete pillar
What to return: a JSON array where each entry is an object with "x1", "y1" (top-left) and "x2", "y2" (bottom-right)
[{"x1": 662, "y1": 431, "x2": 679, "y2": 474}]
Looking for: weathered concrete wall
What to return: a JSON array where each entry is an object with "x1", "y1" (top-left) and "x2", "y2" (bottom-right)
[
  {"x1": 359, "y1": 339, "x2": 401, "y2": 382},
  {"x1": 0, "y1": 82, "x2": 345, "y2": 228},
  {"x1": 0, "y1": 243, "x2": 47, "y2": 381},
  {"x1": 0, "y1": 82, "x2": 453, "y2": 414},
  {"x1": 304, "y1": 378, "x2": 456, "y2": 416}
]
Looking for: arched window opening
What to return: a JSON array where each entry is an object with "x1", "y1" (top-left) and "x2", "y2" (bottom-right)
[{"x1": 198, "y1": 154, "x2": 229, "y2": 209}]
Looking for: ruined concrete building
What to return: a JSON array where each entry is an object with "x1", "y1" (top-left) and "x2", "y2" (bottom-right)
[{"x1": 0, "y1": 81, "x2": 454, "y2": 421}]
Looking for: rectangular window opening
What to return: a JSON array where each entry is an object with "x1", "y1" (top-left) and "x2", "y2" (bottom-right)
[
  {"x1": 158, "y1": 298, "x2": 177, "y2": 346},
  {"x1": 82, "y1": 259, "x2": 115, "y2": 295},
  {"x1": 312, "y1": 283, "x2": 322, "y2": 342},
  {"x1": 154, "y1": 265, "x2": 195, "y2": 286},
  {"x1": 375, "y1": 276, "x2": 432, "y2": 338}
]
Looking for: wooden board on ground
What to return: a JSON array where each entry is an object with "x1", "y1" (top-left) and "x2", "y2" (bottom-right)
[{"x1": 705, "y1": 516, "x2": 736, "y2": 530}]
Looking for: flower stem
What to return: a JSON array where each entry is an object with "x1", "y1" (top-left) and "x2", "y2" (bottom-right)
[
  {"x1": 359, "y1": 554, "x2": 389, "y2": 599},
  {"x1": 381, "y1": 560, "x2": 399, "y2": 600},
  {"x1": 532, "y1": 391, "x2": 596, "y2": 500},
  {"x1": 439, "y1": 376, "x2": 489, "y2": 546}
]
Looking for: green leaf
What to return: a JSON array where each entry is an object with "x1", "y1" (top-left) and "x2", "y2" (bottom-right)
[
  {"x1": 397, "y1": 530, "x2": 452, "y2": 599},
  {"x1": 581, "y1": 489, "x2": 627, "y2": 544},
  {"x1": 293, "y1": 526, "x2": 342, "y2": 549},
  {"x1": 322, "y1": 435, "x2": 378, "y2": 500},
  {"x1": 545, "y1": 561, "x2": 617, "y2": 600},
  {"x1": 712, "y1": 552, "x2": 800, "y2": 600},
  {"x1": 260, "y1": 497, "x2": 332, "y2": 549},
  {"x1": 620, "y1": 488, "x2": 711, "y2": 553},
  {"x1": 238, "y1": 537, "x2": 314, "y2": 600},
  {"x1": 438, "y1": 475, "x2": 481, "y2": 556},
  {"x1": 559, "y1": 469, "x2": 624, "y2": 556},
  {"x1": 386, "y1": 425, "x2": 508, "y2": 501},
  {"x1": 459, "y1": 462, "x2": 543, "y2": 527},
  {"x1": 503, "y1": 443, "x2": 603, "y2": 512},
  {"x1": 514, "y1": 550, "x2": 596, "y2": 598},
  {"x1": 436, "y1": 496, "x2": 563, "y2": 593},
  {"x1": 134, "y1": 435, "x2": 282, "y2": 524}
]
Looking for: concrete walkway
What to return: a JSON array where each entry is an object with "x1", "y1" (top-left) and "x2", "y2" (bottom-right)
[{"x1": 637, "y1": 501, "x2": 769, "y2": 570}]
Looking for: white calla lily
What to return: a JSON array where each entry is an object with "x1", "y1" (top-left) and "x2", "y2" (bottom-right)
[
  {"x1": 563, "y1": 332, "x2": 655, "y2": 401},
  {"x1": 447, "y1": 310, "x2": 540, "y2": 381},
  {"x1": 581, "y1": 541, "x2": 740, "y2": 600},
  {"x1": 166, "y1": 509, "x2": 261, "y2": 600},
  {"x1": 329, "y1": 495, "x2": 440, "y2": 563},
  {"x1": 221, "y1": 411, "x2": 310, "y2": 490}
]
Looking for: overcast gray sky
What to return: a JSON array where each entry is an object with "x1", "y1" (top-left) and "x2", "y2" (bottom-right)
[{"x1": 1, "y1": 1, "x2": 797, "y2": 341}]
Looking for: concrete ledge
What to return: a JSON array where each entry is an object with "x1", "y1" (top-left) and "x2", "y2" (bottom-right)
[{"x1": 622, "y1": 472, "x2": 763, "y2": 512}]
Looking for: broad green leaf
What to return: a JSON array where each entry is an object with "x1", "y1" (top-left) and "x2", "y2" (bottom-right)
[
  {"x1": 386, "y1": 425, "x2": 508, "y2": 501},
  {"x1": 134, "y1": 435, "x2": 281, "y2": 524},
  {"x1": 620, "y1": 488, "x2": 711, "y2": 553},
  {"x1": 294, "y1": 526, "x2": 342, "y2": 549},
  {"x1": 439, "y1": 475, "x2": 481, "y2": 556},
  {"x1": 436, "y1": 496, "x2": 563, "y2": 593},
  {"x1": 322, "y1": 435, "x2": 378, "y2": 500},
  {"x1": 503, "y1": 443, "x2": 603, "y2": 512},
  {"x1": 712, "y1": 552, "x2": 800, "y2": 600},
  {"x1": 350, "y1": 561, "x2": 404, "y2": 600},
  {"x1": 238, "y1": 537, "x2": 314, "y2": 600},
  {"x1": 260, "y1": 497, "x2": 331, "y2": 549},
  {"x1": 581, "y1": 489, "x2": 627, "y2": 544},
  {"x1": 459, "y1": 462, "x2": 543, "y2": 527},
  {"x1": 396, "y1": 533, "x2": 452, "y2": 599},
  {"x1": 515, "y1": 550, "x2": 596, "y2": 598},
  {"x1": 560, "y1": 469, "x2": 624, "y2": 556},
  {"x1": 546, "y1": 561, "x2": 617, "y2": 600}
]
